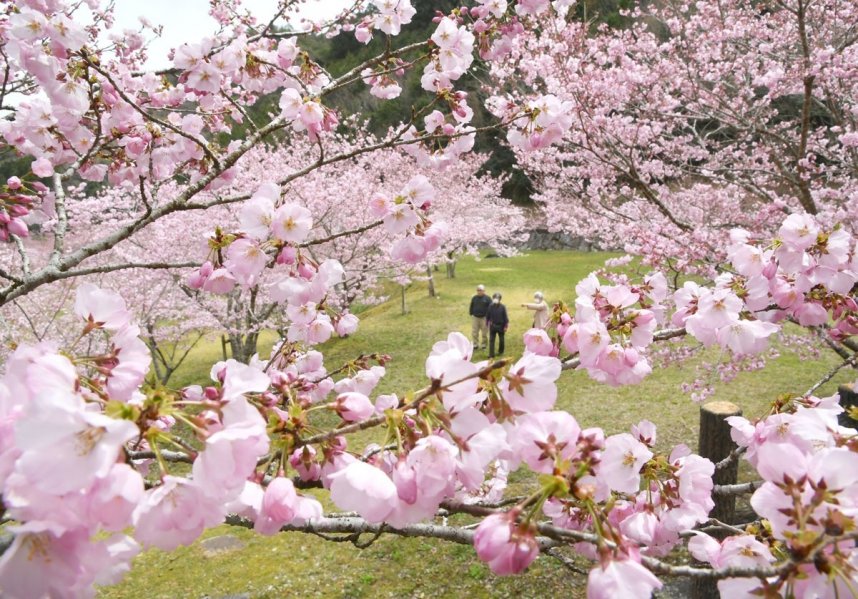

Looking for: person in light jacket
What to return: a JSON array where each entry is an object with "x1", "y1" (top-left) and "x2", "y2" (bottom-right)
[
  {"x1": 469, "y1": 284, "x2": 492, "y2": 350},
  {"x1": 521, "y1": 291, "x2": 549, "y2": 329},
  {"x1": 486, "y1": 292, "x2": 509, "y2": 358}
]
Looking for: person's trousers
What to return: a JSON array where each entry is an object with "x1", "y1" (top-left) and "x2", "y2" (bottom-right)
[
  {"x1": 471, "y1": 315, "x2": 488, "y2": 348},
  {"x1": 489, "y1": 328, "x2": 505, "y2": 357}
]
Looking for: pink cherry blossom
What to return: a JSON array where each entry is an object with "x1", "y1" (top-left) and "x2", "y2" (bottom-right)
[
  {"x1": 587, "y1": 556, "x2": 662, "y2": 599},
  {"x1": 334, "y1": 391, "x2": 374, "y2": 422},
  {"x1": 501, "y1": 353, "x2": 561, "y2": 413},
  {"x1": 271, "y1": 203, "x2": 313, "y2": 243},
  {"x1": 192, "y1": 397, "x2": 269, "y2": 500},
  {"x1": 133, "y1": 476, "x2": 225, "y2": 550},
  {"x1": 597, "y1": 433, "x2": 653, "y2": 494},
  {"x1": 328, "y1": 461, "x2": 398, "y2": 523},
  {"x1": 74, "y1": 283, "x2": 130, "y2": 331},
  {"x1": 254, "y1": 477, "x2": 297, "y2": 535},
  {"x1": 473, "y1": 512, "x2": 539, "y2": 575},
  {"x1": 14, "y1": 391, "x2": 138, "y2": 495}
]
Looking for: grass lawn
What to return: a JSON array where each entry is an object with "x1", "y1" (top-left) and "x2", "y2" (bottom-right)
[{"x1": 100, "y1": 251, "x2": 855, "y2": 599}]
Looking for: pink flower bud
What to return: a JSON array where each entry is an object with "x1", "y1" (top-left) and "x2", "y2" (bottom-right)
[
  {"x1": 474, "y1": 512, "x2": 539, "y2": 575},
  {"x1": 8, "y1": 218, "x2": 29, "y2": 238},
  {"x1": 276, "y1": 245, "x2": 297, "y2": 265},
  {"x1": 335, "y1": 392, "x2": 374, "y2": 422},
  {"x1": 297, "y1": 262, "x2": 315, "y2": 280}
]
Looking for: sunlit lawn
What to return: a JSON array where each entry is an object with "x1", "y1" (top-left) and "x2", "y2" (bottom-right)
[{"x1": 101, "y1": 251, "x2": 854, "y2": 598}]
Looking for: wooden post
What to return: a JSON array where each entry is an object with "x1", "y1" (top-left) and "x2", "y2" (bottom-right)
[
  {"x1": 692, "y1": 400, "x2": 742, "y2": 599},
  {"x1": 837, "y1": 383, "x2": 858, "y2": 430},
  {"x1": 699, "y1": 400, "x2": 742, "y2": 522}
]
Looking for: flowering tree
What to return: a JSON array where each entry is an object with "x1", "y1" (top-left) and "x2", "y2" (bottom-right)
[
  {"x1": 0, "y1": 1, "x2": 857, "y2": 599},
  {"x1": 489, "y1": 0, "x2": 858, "y2": 266},
  {"x1": 4, "y1": 133, "x2": 524, "y2": 363},
  {"x1": 486, "y1": 0, "x2": 858, "y2": 398}
]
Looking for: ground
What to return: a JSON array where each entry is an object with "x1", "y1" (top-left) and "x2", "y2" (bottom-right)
[{"x1": 99, "y1": 250, "x2": 855, "y2": 598}]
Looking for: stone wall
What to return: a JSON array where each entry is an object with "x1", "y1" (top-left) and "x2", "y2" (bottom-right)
[{"x1": 519, "y1": 228, "x2": 595, "y2": 251}]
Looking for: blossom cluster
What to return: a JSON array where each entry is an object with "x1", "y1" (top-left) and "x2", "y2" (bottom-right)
[
  {"x1": 534, "y1": 215, "x2": 857, "y2": 392},
  {"x1": 0, "y1": 261, "x2": 856, "y2": 597},
  {"x1": 690, "y1": 394, "x2": 858, "y2": 596},
  {"x1": 0, "y1": 176, "x2": 39, "y2": 242},
  {"x1": 1, "y1": 0, "x2": 857, "y2": 597}
]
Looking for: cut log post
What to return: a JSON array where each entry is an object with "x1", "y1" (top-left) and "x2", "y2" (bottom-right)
[
  {"x1": 837, "y1": 383, "x2": 858, "y2": 430},
  {"x1": 692, "y1": 401, "x2": 742, "y2": 599},
  {"x1": 699, "y1": 401, "x2": 742, "y2": 523}
]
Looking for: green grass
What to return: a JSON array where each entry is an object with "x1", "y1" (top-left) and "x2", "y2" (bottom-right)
[{"x1": 101, "y1": 251, "x2": 854, "y2": 598}]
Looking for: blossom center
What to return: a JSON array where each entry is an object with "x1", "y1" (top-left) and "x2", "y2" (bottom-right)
[
  {"x1": 75, "y1": 425, "x2": 107, "y2": 456},
  {"x1": 622, "y1": 450, "x2": 636, "y2": 467},
  {"x1": 25, "y1": 533, "x2": 51, "y2": 562}
]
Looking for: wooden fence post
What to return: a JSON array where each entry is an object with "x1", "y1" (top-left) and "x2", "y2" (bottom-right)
[
  {"x1": 692, "y1": 400, "x2": 742, "y2": 599},
  {"x1": 837, "y1": 383, "x2": 857, "y2": 430},
  {"x1": 699, "y1": 400, "x2": 742, "y2": 523}
]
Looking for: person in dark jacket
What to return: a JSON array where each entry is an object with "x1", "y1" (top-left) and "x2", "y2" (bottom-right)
[
  {"x1": 486, "y1": 292, "x2": 509, "y2": 358},
  {"x1": 469, "y1": 284, "x2": 492, "y2": 350}
]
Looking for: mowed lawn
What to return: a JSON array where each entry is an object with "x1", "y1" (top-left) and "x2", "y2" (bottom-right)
[{"x1": 101, "y1": 251, "x2": 855, "y2": 599}]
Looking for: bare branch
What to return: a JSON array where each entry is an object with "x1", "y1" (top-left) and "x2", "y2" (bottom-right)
[{"x1": 803, "y1": 351, "x2": 858, "y2": 397}]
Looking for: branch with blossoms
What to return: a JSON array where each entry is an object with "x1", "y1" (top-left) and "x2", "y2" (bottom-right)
[
  {"x1": 1, "y1": 1, "x2": 858, "y2": 598},
  {"x1": 0, "y1": 0, "x2": 526, "y2": 304},
  {"x1": 1, "y1": 210, "x2": 857, "y2": 597}
]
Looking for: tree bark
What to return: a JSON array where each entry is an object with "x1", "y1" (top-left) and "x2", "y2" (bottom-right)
[
  {"x1": 445, "y1": 252, "x2": 456, "y2": 278},
  {"x1": 228, "y1": 332, "x2": 259, "y2": 364},
  {"x1": 426, "y1": 264, "x2": 435, "y2": 297},
  {"x1": 699, "y1": 401, "x2": 742, "y2": 523}
]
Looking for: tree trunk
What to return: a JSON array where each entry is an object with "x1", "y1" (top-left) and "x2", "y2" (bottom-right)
[
  {"x1": 426, "y1": 264, "x2": 436, "y2": 297},
  {"x1": 445, "y1": 251, "x2": 456, "y2": 278},
  {"x1": 228, "y1": 332, "x2": 259, "y2": 364},
  {"x1": 400, "y1": 285, "x2": 407, "y2": 315}
]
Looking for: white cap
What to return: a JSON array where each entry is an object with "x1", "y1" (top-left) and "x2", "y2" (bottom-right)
[
  {"x1": 476, "y1": 284, "x2": 485, "y2": 291},
  {"x1": 534, "y1": 291, "x2": 544, "y2": 300}
]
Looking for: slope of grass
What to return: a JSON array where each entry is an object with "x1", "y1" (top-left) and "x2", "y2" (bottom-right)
[{"x1": 101, "y1": 251, "x2": 854, "y2": 598}]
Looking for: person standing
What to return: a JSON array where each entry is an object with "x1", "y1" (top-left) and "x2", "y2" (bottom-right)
[
  {"x1": 522, "y1": 291, "x2": 549, "y2": 329},
  {"x1": 469, "y1": 284, "x2": 492, "y2": 350},
  {"x1": 486, "y1": 292, "x2": 509, "y2": 358}
]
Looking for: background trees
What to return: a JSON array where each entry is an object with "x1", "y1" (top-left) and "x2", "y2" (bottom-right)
[
  {"x1": 0, "y1": 1, "x2": 856, "y2": 598},
  {"x1": 490, "y1": 0, "x2": 858, "y2": 269}
]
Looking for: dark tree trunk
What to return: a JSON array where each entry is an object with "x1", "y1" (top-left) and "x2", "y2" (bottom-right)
[
  {"x1": 426, "y1": 265, "x2": 436, "y2": 297},
  {"x1": 228, "y1": 332, "x2": 259, "y2": 364},
  {"x1": 445, "y1": 251, "x2": 456, "y2": 278}
]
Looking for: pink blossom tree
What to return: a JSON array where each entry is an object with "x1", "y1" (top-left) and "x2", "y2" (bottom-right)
[
  {"x1": 0, "y1": 1, "x2": 856, "y2": 598},
  {"x1": 489, "y1": 0, "x2": 858, "y2": 268},
  {"x1": 21, "y1": 132, "x2": 525, "y2": 363}
]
